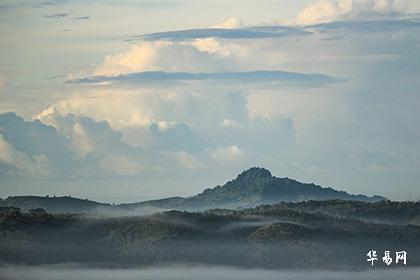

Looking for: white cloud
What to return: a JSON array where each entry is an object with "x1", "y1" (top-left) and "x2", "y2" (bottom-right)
[
  {"x1": 155, "y1": 121, "x2": 180, "y2": 132},
  {"x1": 37, "y1": 89, "x2": 158, "y2": 130},
  {"x1": 0, "y1": 112, "x2": 158, "y2": 178},
  {"x1": 290, "y1": 0, "x2": 399, "y2": 25},
  {"x1": 85, "y1": 40, "x2": 237, "y2": 78},
  {"x1": 4, "y1": 6, "x2": 419, "y2": 199},
  {"x1": 94, "y1": 41, "x2": 170, "y2": 76},
  {"x1": 211, "y1": 17, "x2": 244, "y2": 29},
  {"x1": 211, "y1": 145, "x2": 245, "y2": 162},
  {"x1": 220, "y1": 119, "x2": 241, "y2": 129},
  {"x1": 36, "y1": 89, "x2": 250, "y2": 140},
  {"x1": 38, "y1": 113, "x2": 129, "y2": 157},
  {"x1": 170, "y1": 150, "x2": 204, "y2": 170},
  {"x1": 190, "y1": 38, "x2": 231, "y2": 57}
]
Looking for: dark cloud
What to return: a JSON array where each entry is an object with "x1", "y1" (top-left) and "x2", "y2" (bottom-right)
[
  {"x1": 43, "y1": 13, "x2": 68, "y2": 19},
  {"x1": 309, "y1": 18, "x2": 420, "y2": 33},
  {"x1": 40, "y1": 0, "x2": 68, "y2": 6},
  {"x1": 68, "y1": 70, "x2": 338, "y2": 87},
  {"x1": 132, "y1": 18, "x2": 420, "y2": 42},
  {"x1": 72, "y1": 16, "x2": 90, "y2": 20},
  {"x1": 132, "y1": 26, "x2": 310, "y2": 41}
]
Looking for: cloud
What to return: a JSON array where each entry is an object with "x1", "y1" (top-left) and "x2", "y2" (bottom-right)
[
  {"x1": 72, "y1": 16, "x2": 90, "y2": 20},
  {"x1": 39, "y1": 0, "x2": 68, "y2": 6},
  {"x1": 190, "y1": 38, "x2": 231, "y2": 56},
  {"x1": 0, "y1": 112, "x2": 70, "y2": 177},
  {"x1": 135, "y1": 26, "x2": 309, "y2": 41},
  {"x1": 38, "y1": 113, "x2": 155, "y2": 174},
  {"x1": 169, "y1": 150, "x2": 204, "y2": 170},
  {"x1": 211, "y1": 145, "x2": 245, "y2": 162},
  {"x1": 211, "y1": 18, "x2": 244, "y2": 29},
  {"x1": 17, "y1": 84, "x2": 298, "y2": 178},
  {"x1": 149, "y1": 122, "x2": 207, "y2": 154},
  {"x1": 92, "y1": 41, "x2": 167, "y2": 76},
  {"x1": 220, "y1": 119, "x2": 240, "y2": 129},
  {"x1": 0, "y1": 109, "x2": 294, "y2": 178},
  {"x1": 213, "y1": 115, "x2": 295, "y2": 157},
  {"x1": 0, "y1": 1, "x2": 418, "y2": 200},
  {"x1": 69, "y1": 70, "x2": 337, "y2": 88},
  {"x1": 0, "y1": 112, "x2": 156, "y2": 178},
  {"x1": 310, "y1": 18, "x2": 420, "y2": 33},
  {"x1": 40, "y1": 113, "x2": 130, "y2": 157},
  {"x1": 100, "y1": 154, "x2": 145, "y2": 176},
  {"x1": 290, "y1": 0, "x2": 401, "y2": 25},
  {"x1": 0, "y1": 134, "x2": 51, "y2": 177},
  {"x1": 43, "y1": 13, "x2": 69, "y2": 19},
  {"x1": 87, "y1": 40, "x2": 237, "y2": 77}
]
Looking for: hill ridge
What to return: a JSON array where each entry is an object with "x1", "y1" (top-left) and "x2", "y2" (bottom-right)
[{"x1": 1, "y1": 167, "x2": 387, "y2": 213}]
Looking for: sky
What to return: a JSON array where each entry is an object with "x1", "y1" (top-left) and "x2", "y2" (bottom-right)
[{"x1": 0, "y1": 0, "x2": 420, "y2": 202}]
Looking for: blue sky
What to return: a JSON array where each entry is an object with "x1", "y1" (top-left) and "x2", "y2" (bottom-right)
[{"x1": 1, "y1": 0, "x2": 420, "y2": 202}]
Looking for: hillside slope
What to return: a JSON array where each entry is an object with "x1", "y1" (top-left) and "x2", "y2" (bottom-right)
[{"x1": 128, "y1": 167, "x2": 385, "y2": 210}]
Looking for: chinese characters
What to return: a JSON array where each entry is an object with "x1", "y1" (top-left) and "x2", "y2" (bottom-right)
[{"x1": 367, "y1": 250, "x2": 407, "y2": 266}]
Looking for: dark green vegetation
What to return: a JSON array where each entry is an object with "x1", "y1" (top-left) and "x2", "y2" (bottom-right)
[
  {"x1": 0, "y1": 196, "x2": 110, "y2": 214},
  {"x1": 124, "y1": 167, "x2": 386, "y2": 210},
  {"x1": 1, "y1": 167, "x2": 416, "y2": 269},
  {"x1": 1, "y1": 167, "x2": 386, "y2": 213},
  {"x1": 1, "y1": 199, "x2": 419, "y2": 269}
]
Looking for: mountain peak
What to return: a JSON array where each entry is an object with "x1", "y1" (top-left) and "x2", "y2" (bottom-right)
[{"x1": 235, "y1": 167, "x2": 272, "y2": 183}]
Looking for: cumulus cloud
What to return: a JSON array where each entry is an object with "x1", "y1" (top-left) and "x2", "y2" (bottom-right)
[
  {"x1": 36, "y1": 89, "x2": 249, "y2": 136},
  {"x1": 0, "y1": 112, "x2": 157, "y2": 178},
  {"x1": 149, "y1": 121, "x2": 207, "y2": 153},
  {"x1": 0, "y1": 134, "x2": 51, "y2": 177},
  {"x1": 190, "y1": 38, "x2": 231, "y2": 56},
  {"x1": 0, "y1": 112, "x2": 73, "y2": 175},
  {"x1": 213, "y1": 115, "x2": 295, "y2": 158},
  {"x1": 86, "y1": 40, "x2": 237, "y2": 78},
  {"x1": 220, "y1": 119, "x2": 241, "y2": 129},
  {"x1": 211, "y1": 17, "x2": 244, "y2": 29},
  {"x1": 0, "y1": 0, "x2": 418, "y2": 203},
  {"x1": 1, "y1": 82, "x2": 299, "y2": 178},
  {"x1": 4, "y1": 2, "x2": 419, "y2": 198},
  {"x1": 93, "y1": 41, "x2": 169, "y2": 76},
  {"x1": 36, "y1": 89, "x2": 166, "y2": 130},
  {"x1": 290, "y1": 0, "x2": 400, "y2": 25},
  {"x1": 210, "y1": 145, "x2": 245, "y2": 162},
  {"x1": 39, "y1": 113, "x2": 133, "y2": 157}
]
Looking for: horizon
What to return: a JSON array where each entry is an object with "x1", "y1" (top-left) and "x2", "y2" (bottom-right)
[
  {"x1": 0, "y1": 166, "x2": 395, "y2": 204},
  {"x1": 1, "y1": 0, "x2": 420, "y2": 202}
]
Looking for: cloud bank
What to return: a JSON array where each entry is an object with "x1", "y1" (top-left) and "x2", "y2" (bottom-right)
[{"x1": 1, "y1": 0, "x2": 420, "y2": 200}]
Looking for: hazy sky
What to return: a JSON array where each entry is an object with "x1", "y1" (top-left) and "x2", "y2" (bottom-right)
[{"x1": 1, "y1": 0, "x2": 420, "y2": 202}]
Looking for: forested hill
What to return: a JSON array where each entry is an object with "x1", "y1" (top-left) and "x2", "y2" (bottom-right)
[
  {"x1": 126, "y1": 167, "x2": 386, "y2": 210},
  {"x1": 1, "y1": 167, "x2": 386, "y2": 213}
]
